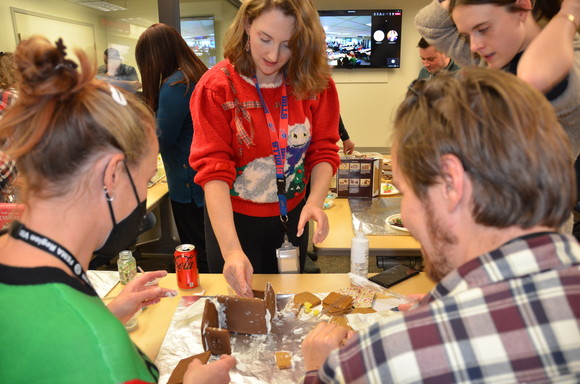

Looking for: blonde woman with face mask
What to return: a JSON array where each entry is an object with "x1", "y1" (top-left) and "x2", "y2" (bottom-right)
[{"x1": 0, "y1": 36, "x2": 234, "y2": 384}]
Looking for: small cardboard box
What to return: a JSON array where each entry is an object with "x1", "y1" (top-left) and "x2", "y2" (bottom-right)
[{"x1": 331, "y1": 155, "x2": 383, "y2": 198}]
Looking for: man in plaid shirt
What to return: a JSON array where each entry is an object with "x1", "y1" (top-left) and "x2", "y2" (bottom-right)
[{"x1": 302, "y1": 68, "x2": 580, "y2": 383}]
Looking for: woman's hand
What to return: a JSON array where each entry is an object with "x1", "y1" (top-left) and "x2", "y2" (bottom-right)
[
  {"x1": 302, "y1": 322, "x2": 355, "y2": 372},
  {"x1": 183, "y1": 354, "x2": 236, "y2": 384},
  {"x1": 342, "y1": 139, "x2": 356, "y2": 155},
  {"x1": 298, "y1": 202, "x2": 329, "y2": 244},
  {"x1": 106, "y1": 270, "x2": 177, "y2": 324},
  {"x1": 299, "y1": 162, "x2": 333, "y2": 243},
  {"x1": 223, "y1": 250, "x2": 254, "y2": 297},
  {"x1": 561, "y1": 0, "x2": 580, "y2": 23}
]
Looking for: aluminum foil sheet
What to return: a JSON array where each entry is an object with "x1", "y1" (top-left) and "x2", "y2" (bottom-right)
[
  {"x1": 87, "y1": 270, "x2": 119, "y2": 298},
  {"x1": 155, "y1": 292, "x2": 408, "y2": 384},
  {"x1": 156, "y1": 294, "x2": 320, "y2": 384},
  {"x1": 349, "y1": 197, "x2": 410, "y2": 236}
]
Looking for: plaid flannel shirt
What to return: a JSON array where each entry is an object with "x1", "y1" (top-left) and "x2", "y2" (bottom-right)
[
  {"x1": 0, "y1": 88, "x2": 16, "y2": 118},
  {"x1": 305, "y1": 232, "x2": 580, "y2": 383}
]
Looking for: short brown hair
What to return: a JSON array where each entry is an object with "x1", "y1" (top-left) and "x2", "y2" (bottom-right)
[
  {"x1": 394, "y1": 67, "x2": 574, "y2": 229},
  {"x1": 0, "y1": 36, "x2": 155, "y2": 199},
  {"x1": 223, "y1": 0, "x2": 331, "y2": 99},
  {"x1": 417, "y1": 37, "x2": 431, "y2": 49}
]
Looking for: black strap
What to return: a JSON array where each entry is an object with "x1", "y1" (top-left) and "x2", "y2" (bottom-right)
[{"x1": 9, "y1": 221, "x2": 96, "y2": 293}]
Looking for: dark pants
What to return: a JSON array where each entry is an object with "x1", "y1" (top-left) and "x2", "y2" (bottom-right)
[
  {"x1": 171, "y1": 200, "x2": 208, "y2": 273},
  {"x1": 204, "y1": 199, "x2": 308, "y2": 274}
]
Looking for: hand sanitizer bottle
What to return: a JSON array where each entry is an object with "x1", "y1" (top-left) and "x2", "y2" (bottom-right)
[
  {"x1": 350, "y1": 222, "x2": 369, "y2": 278},
  {"x1": 117, "y1": 249, "x2": 137, "y2": 285}
]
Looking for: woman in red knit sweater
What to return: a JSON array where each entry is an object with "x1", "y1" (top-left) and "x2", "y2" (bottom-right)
[{"x1": 189, "y1": 0, "x2": 340, "y2": 296}]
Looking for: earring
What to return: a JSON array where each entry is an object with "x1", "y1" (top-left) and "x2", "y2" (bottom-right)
[
  {"x1": 245, "y1": 38, "x2": 250, "y2": 52},
  {"x1": 103, "y1": 185, "x2": 114, "y2": 202}
]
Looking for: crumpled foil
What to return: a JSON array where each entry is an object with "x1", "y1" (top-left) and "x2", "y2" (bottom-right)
[
  {"x1": 155, "y1": 294, "x2": 321, "y2": 384},
  {"x1": 349, "y1": 197, "x2": 409, "y2": 236},
  {"x1": 87, "y1": 270, "x2": 119, "y2": 298}
]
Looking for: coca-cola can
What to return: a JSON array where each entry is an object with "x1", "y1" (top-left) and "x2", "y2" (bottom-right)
[{"x1": 174, "y1": 244, "x2": 199, "y2": 289}]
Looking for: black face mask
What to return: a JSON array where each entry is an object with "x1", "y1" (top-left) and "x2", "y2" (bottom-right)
[{"x1": 94, "y1": 162, "x2": 147, "y2": 259}]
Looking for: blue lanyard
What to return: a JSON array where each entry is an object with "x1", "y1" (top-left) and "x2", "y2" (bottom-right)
[{"x1": 252, "y1": 76, "x2": 289, "y2": 220}]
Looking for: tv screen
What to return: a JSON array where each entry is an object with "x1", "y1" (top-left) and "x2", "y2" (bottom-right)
[
  {"x1": 318, "y1": 10, "x2": 402, "y2": 69},
  {"x1": 180, "y1": 16, "x2": 217, "y2": 68}
]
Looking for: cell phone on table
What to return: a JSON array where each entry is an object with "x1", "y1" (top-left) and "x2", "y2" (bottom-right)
[{"x1": 368, "y1": 264, "x2": 419, "y2": 288}]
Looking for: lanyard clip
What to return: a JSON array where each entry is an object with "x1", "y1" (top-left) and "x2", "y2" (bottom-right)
[{"x1": 276, "y1": 178, "x2": 286, "y2": 196}]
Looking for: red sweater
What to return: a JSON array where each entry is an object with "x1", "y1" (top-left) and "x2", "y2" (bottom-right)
[{"x1": 189, "y1": 60, "x2": 340, "y2": 217}]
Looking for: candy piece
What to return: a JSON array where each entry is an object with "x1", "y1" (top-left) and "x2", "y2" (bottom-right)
[
  {"x1": 275, "y1": 351, "x2": 293, "y2": 369},
  {"x1": 294, "y1": 292, "x2": 321, "y2": 306}
]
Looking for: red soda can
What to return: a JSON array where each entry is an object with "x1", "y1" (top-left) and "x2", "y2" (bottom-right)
[{"x1": 174, "y1": 244, "x2": 199, "y2": 289}]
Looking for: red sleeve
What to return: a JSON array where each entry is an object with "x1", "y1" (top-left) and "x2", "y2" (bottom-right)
[
  {"x1": 304, "y1": 78, "x2": 341, "y2": 176},
  {"x1": 189, "y1": 71, "x2": 238, "y2": 188}
]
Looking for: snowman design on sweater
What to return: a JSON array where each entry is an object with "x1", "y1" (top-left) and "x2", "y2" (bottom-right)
[{"x1": 232, "y1": 120, "x2": 311, "y2": 203}]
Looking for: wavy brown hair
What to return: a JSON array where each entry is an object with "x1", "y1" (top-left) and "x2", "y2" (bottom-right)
[
  {"x1": 0, "y1": 36, "x2": 155, "y2": 198},
  {"x1": 449, "y1": 0, "x2": 562, "y2": 23},
  {"x1": 0, "y1": 52, "x2": 16, "y2": 89},
  {"x1": 394, "y1": 68, "x2": 574, "y2": 229},
  {"x1": 223, "y1": 0, "x2": 331, "y2": 99},
  {"x1": 135, "y1": 23, "x2": 208, "y2": 111}
]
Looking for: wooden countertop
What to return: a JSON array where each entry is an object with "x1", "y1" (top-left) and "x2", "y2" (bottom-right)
[
  {"x1": 314, "y1": 198, "x2": 422, "y2": 257},
  {"x1": 105, "y1": 272, "x2": 434, "y2": 361}
]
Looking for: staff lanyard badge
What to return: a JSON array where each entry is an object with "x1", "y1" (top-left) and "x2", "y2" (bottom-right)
[
  {"x1": 276, "y1": 234, "x2": 299, "y2": 273},
  {"x1": 253, "y1": 76, "x2": 299, "y2": 273}
]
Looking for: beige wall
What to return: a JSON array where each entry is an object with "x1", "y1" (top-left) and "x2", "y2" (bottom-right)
[
  {"x1": 0, "y1": 0, "x2": 105, "y2": 61},
  {"x1": 0, "y1": 0, "x2": 430, "y2": 151},
  {"x1": 0, "y1": 0, "x2": 158, "y2": 73},
  {"x1": 314, "y1": 0, "x2": 428, "y2": 151},
  {"x1": 180, "y1": 0, "x2": 239, "y2": 68}
]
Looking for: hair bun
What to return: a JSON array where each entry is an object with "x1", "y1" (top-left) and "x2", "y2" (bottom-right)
[{"x1": 15, "y1": 36, "x2": 80, "y2": 100}]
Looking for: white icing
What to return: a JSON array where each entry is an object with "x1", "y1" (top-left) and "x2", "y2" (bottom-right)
[
  {"x1": 211, "y1": 297, "x2": 227, "y2": 329},
  {"x1": 265, "y1": 306, "x2": 272, "y2": 334}
]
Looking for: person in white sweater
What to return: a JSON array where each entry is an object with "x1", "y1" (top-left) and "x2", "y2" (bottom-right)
[{"x1": 415, "y1": 0, "x2": 580, "y2": 238}]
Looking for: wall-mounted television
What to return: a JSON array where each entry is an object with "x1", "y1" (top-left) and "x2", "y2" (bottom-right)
[
  {"x1": 318, "y1": 10, "x2": 402, "y2": 69},
  {"x1": 180, "y1": 16, "x2": 217, "y2": 68}
]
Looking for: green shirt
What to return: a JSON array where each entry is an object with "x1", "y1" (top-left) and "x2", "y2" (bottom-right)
[{"x1": 0, "y1": 264, "x2": 158, "y2": 384}]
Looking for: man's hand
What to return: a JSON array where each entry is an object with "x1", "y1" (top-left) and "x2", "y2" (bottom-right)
[
  {"x1": 302, "y1": 322, "x2": 355, "y2": 372},
  {"x1": 397, "y1": 293, "x2": 426, "y2": 312}
]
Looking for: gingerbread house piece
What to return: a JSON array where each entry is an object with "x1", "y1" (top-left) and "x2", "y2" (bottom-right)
[
  {"x1": 201, "y1": 282, "x2": 276, "y2": 355},
  {"x1": 201, "y1": 300, "x2": 231, "y2": 355}
]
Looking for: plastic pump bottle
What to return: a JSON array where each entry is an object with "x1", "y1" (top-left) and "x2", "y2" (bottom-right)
[{"x1": 350, "y1": 222, "x2": 369, "y2": 278}]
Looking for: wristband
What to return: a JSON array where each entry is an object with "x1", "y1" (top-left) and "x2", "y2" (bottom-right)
[{"x1": 559, "y1": 13, "x2": 579, "y2": 30}]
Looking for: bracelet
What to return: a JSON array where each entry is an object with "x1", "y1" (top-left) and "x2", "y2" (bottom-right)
[{"x1": 559, "y1": 13, "x2": 579, "y2": 30}]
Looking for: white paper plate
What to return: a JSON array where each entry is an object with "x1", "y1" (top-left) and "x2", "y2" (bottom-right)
[
  {"x1": 381, "y1": 183, "x2": 400, "y2": 196},
  {"x1": 386, "y1": 213, "x2": 408, "y2": 232}
]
